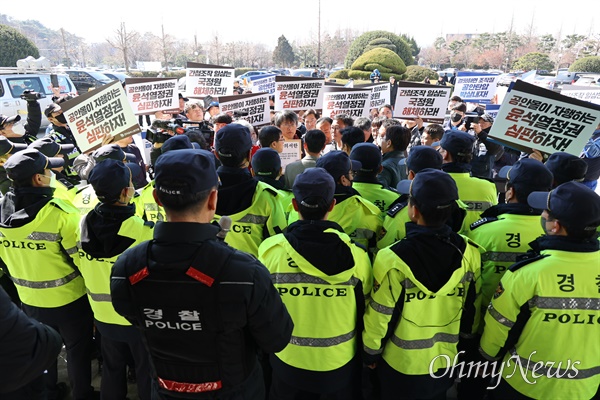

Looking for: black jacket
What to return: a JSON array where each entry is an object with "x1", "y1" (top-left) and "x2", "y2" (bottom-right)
[
  {"x1": 0, "y1": 286, "x2": 62, "y2": 393},
  {"x1": 110, "y1": 222, "x2": 293, "y2": 397}
]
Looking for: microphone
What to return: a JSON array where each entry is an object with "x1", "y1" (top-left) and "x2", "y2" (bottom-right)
[{"x1": 217, "y1": 216, "x2": 232, "y2": 241}]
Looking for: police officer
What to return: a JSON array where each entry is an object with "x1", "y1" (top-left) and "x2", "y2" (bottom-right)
[
  {"x1": 463, "y1": 158, "x2": 553, "y2": 398},
  {"x1": 480, "y1": 182, "x2": 600, "y2": 400},
  {"x1": 288, "y1": 151, "x2": 383, "y2": 256},
  {"x1": 377, "y1": 146, "x2": 447, "y2": 250},
  {"x1": 134, "y1": 135, "x2": 199, "y2": 222},
  {"x1": 214, "y1": 124, "x2": 287, "y2": 257},
  {"x1": 110, "y1": 149, "x2": 293, "y2": 399},
  {"x1": 251, "y1": 147, "x2": 293, "y2": 210},
  {"x1": 439, "y1": 130, "x2": 498, "y2": 232},
  {"x1": 0, "y1": 149, "x2": 95, "y2": 400},
  {"x1": 258, "y1": 168, "x2": 372, "y2": 399},
  {"x1": 0, "y1": 136, "x2": 28, "y2": 194},
  {"x1": 29, "y1": 137, "x2": 77, "y2": 202},
  {"x1": 78, "y1": 159, "x2": 152, "y2": 399},
  {"x1": 544, "y1": 151, "x2": 588, "y2": 188},
  {"x1": 349, "y1": 142, "x2": 401, "y2": 213},
  {"x1": 362, "y1": 169, "x2": 482, "y2": 400},
  {"x1": 0, "y1": 286, "x2": 63, "y2": 400}
]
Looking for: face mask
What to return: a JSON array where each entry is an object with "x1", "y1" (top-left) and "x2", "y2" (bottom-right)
[
  {"x1": 40, "y1": 171, "x2": 57, "y2": 188},
  {"x1": 55, "y1": 114, "x2": 67, "y2": 124},
  {"x1": 11, "y1": 122, "x2": 25, "y2": 136},
  {"x1": 540, "y1": 216, "x2": 552, "y2": 235},
  {"x1": 451, "y1": 112, "x2": 463, "y2": 123}
]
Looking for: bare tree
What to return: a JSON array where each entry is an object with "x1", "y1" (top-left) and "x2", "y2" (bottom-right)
[{"x1": 107, "y1": 22, "x2": 139, "y2": 72}]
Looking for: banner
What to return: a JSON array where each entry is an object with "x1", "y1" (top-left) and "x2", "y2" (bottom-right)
[
  {"x1": 219, "y1": 92, "x2": 270, "y2": 126},
  {"x1": 322, "y1": 86, "x2": 371, "y2": 118},
  {"x1": 394, "y1": 81, "x2": 451, "y2": 122},
  {"x1": 125, "y1": 77, "x2": 178, "y2": 115},
  {"x1": 453, "y1": 72, "x2": 500, "y2": 103},
  {"x1": 61, "y1": 81, "x2": 141, "y2": 154},
  {"x1": 357, "y1": 83, "x2": 391, "y2": 110},
  {"x1": 249, "y1": 74, "x2": 276, "y2": 94},
  {"x1": 280, "y1": 139, "x2": 302, "y2": 172},
  {"x1": 484, "y1": 104, "x2": 501, "y2": 120},
  {"x1": 275, "y1": 76, "x2": 325, "y2": 111},
  {"x1": 186, "y1": 62, "x2": 235, "y2": 97},
  {"x1": 560, "y1": 84, "x2": 600, "y2": 105},
  {"x1": 488, "y1": 80, "x2": 600, "y2": 156}
]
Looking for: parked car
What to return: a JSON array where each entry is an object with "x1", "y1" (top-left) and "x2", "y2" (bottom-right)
[
  {"x1": 291, "y1": 69, "x2": 315, "y2": 77},
  {"x1": 268, "y1": 68, "x2": 290, "y2": 76},
  {"x1": 102, "y1": 71, "x2": 129, "y2": 84},
  {"x1": 573, "y1": 74, "x2": 600, "y2": 87},
  {"x1": 63, "y1": 69, "x2": 113, "y2": 94},
  {"x1": 237, "y1": 71, "x2": 270, "y2": 81},
  {"x1": 553, "y1": 71, "x2": 588, "y2": 90},
  {"x1": 0, "y1": 71, "x2": 77, "y2": 127},
  {"x1": 497, "y1": 72, "x2": 524, "y2": 86}
]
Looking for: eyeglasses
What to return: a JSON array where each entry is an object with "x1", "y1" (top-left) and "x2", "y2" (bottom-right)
[
  {"x1": 332, "y1": 126, "x2": 341, "y2": 131},
  {"x1": 280, "y1": 122, "x2": 296, "y2": 129}
]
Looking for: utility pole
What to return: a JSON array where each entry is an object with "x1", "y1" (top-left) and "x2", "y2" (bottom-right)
[
  {"x1": 60, "y1": 28, "x2": 70, "y2": 67},
  {"x1": 317, "y1": 0, "x2": 321, "y2": 67}
]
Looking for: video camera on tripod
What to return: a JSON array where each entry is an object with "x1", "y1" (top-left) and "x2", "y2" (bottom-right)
[{"x1": 146, "y1": 118, "x2": 214, "y2": 146}]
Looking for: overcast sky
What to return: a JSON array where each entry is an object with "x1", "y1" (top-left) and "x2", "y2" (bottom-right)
[{"x1": 3, "y1": 0, "x2": 597, "y2": 49}]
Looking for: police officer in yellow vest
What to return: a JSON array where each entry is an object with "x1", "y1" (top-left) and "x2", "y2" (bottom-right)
[
  {"x1": 440, "y1": 130, "x2": 498, "y2": 232},
  {"x1": 480, "y1": 182, "x2": 600, "y2": 400},
  {"x1": 377, "y1": 146, "x2": 444, "y2": 250},
  {"x1": 78, "y1": 159, "x2": 153, "y2": 399},
  {"x1": 251, "y1": 147, "x2": 294, "y2": 211},
  {"x1": 134, "y1": 136, "x2": 200, "y2": 222},
  {"x1": 214, "y1": 123, "x2": 287, "y2": 257},
  {"x1": 29, "y1": 137, "x2": 78, "y2": 203},
  {"x1": 0, "y1": 149, "x2": 95, "y2": 400},
  {"x1": 349, "y1": 142, "x2": 401, "y2": 213},
  {"x1": 461, "y1": 158, "x2": 553, "y2": 399},
  {"x1": 363, "y1": 169, "x2": 482, "y2": 400},
  {"x1": 258, "y1": 167, "x2": 372, "y2": 399},
  {"x1": 289, "y1": 151, "x2": 383, "y2": 256}
]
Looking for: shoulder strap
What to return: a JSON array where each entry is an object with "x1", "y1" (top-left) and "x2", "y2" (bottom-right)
[{"x1": 470, "y1": 216, "x2": 498, "y2": 231}]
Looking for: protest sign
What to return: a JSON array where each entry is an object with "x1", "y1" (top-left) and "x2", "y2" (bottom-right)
[
  {"x1": 394, "y1": 81, "x2": 451, "y2": 122},
  {"x1": 186, "y1": 62, "x2": 235, "y2": 97},
  {"x1": 453, "y1": 72, "x2": 500, "y2": 103},
  {"x1": 280, "y1": 139, "x2": 302, "y2": 172},
  {"x1": 275, "y1": 76, "x2": 325, "y2": 111},
  {"x1": 488, "y1": 80, "x2": 600, "y2": 156},
  {"x1": 484, "y1": 104, "x2": 501, "y2": 120},
  {"x1": 125, "y1": 77, "x2": 178, "y2": 115},
  {"x1": 322, "y1": 86, "x2": 371, "y2": 118},
  {"x1": 560, "y1": 84, "x2": 600, "y2": 105},
  {"x1": 356, "y1": 83, "x2": 391, "y2": 110},
  {"x1": 61, "y1": 81, "x2": 141, "y2": 154},
  {"x1": 249, "y1": 74, "x2": 276, "y2": 94},
  {"x1": 219, "y1": 92, "x2": 270, "y2": 126}
]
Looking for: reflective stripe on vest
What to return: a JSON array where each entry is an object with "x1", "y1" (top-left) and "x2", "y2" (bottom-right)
[
  {"x1": 271, "y1": 273, "x2": 358, "y2": 286},
  {"x1": 290, "y1": 330, "x2": 355, "y2": 347},
  {"x1": 482, "y1": 251, "x2": 520, "y2": 263},
  {"x1": 11, "y1": 270, "x2": 80, "y2": 289},
  {"x1": 487, "y1": 303, "x2": 515, "y2": 328},
  {"x1": 158, "y1": 377, "x2": 222, "y2": 393},
  {"x1": 26, "y1": 231, "x2": 61, "y2": 241},
  {"x1": 528, "y1": 296, "x2": 600, "y2": 310},
  {"x1": 391, "y1": 332, "x2": 459, "y2": 350},
  {"x1": 86, "y1": 289, "x2": 112, "y2": 302},
  {"x1": 364, "y1": 344, "x2": 383, "y2": 355},
  {"x1": 237, "y1": 214, "x2": 268, "y2": 225},
  {"x1": 465, "y1": 201, "x2": 493, "y2": 210},
  {"x1": 509, "y1": 348, "x2": 600, "y2": 379},
  {"x1": 369, "y1": 299, "x2": 395, "y2": 315}
]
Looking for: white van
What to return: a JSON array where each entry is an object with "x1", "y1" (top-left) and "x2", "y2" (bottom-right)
[{"x1": 0, "y1": 71, "x2": 77, "y2": 127}]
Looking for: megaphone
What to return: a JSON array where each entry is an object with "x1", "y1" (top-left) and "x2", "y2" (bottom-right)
[
  {"x1": 16, "y1": 56, "x2": 51, "y2": 71},
  {"x1": 16, "y1": 56, "x2": 36, "y2": 71}
]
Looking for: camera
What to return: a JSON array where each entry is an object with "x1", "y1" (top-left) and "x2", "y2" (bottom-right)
[
  {"x1": 180, "y1": 119, "x2": 214, "y2": 147},
  {"x1": 20, "y1": 90, "x2": 45, "y2": 101},
  {"x1": 146, "y1": 119, "x2": 180, "y2": 144},
  {"x1": 464, "y1": 113, "x2": 479, "y2": 130}
]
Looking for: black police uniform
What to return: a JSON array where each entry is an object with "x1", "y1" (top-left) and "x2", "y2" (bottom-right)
[{"x1": 110, "y1": 221, "x2": 294, "y2": 399}]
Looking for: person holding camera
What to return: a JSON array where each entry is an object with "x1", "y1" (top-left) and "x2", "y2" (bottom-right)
[
  {"x1": 470, "y1": 113, "x2": 504, "y2": 179},
  {"x1": 0, "y1": 90, "x2": 44, "y2": 144}
]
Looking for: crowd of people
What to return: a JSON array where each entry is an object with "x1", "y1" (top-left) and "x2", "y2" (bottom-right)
[{"x1": 0, "y1": 83, "x2": 598, "y2": 400}]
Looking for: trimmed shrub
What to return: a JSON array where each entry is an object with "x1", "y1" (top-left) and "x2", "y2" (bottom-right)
[
  {"x1": 569, "y1": 56, "x2": 600, "y2": 73},
  {"x1": 404, "y1": 66, "x2": 439, "y2": 82},
  {"x1": 351, "y1": 48, "x2": 406, "y2": 77},
  {"x1": 329, "y1": 69, "x2": 350, "y2": 79},
  {"x1": 364, "y1": 38, "x2": 397, "y2": 54},
  {"x1": 345, "y1": 30, "x2": 414, "y2": 69}
]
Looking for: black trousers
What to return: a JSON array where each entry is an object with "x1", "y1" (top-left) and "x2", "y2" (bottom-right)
[
  {"x1": 488, "y1": 378, "x2": 534, "y2": 400},
  {"x1": 96, "y1": 321, "x2": 152, "y2": 400},
  {"x1": 377, "y1": 359, "x2": 452, "y2": 400},
  {"x1": 269, "y1": 373, "x2": 361, "y2": 400},
  {"x1": 25, "y1": 296, "x2": 95, "y2": 400}
]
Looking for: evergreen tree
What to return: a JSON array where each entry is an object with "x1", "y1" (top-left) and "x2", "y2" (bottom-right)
[
  {"x1": 273, "y1": 35, "x2": 295, "y2": 67},
  {"x1": 0, "y1": 24, "x2": 39, "y2": 67}
]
